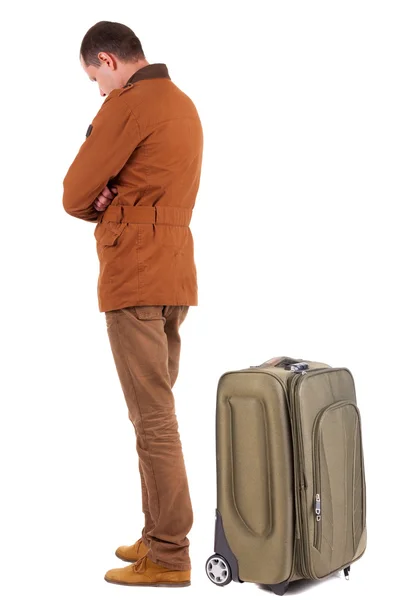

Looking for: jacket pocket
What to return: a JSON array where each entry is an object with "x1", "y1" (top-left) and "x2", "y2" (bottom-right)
[
  {"x1": 312, "y1": 400, "x2": 366, "y2": 569},
  {"x1": 94, "y1": 221, "x2": 127, "y2": 248}
]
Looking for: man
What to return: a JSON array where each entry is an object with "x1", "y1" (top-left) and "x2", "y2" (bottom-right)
[{"x1": 62, "y1": 21, "x2": 203, "y2": 587}]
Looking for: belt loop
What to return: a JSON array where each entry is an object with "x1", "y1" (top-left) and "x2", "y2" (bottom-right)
[
  {"x1": 154, "y1": 205, "x2": 158, "y2": 224},
  {"x1": 119, "y1": 206, "x2": 124, "y2": 224}
]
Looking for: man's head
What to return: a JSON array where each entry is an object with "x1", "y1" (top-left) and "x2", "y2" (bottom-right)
[{"x1": 80, "y1": 21, "x2": 149, "y2": 97}]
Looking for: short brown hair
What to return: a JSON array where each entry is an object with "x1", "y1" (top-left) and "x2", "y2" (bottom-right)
[{"x1": 80, "y1": 21, "x2": 145, "y2": 67}]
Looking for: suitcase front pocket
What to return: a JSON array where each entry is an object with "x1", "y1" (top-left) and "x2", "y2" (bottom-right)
[{"x1": 312, "y1": 400, "x2": 365, "y2": 566}]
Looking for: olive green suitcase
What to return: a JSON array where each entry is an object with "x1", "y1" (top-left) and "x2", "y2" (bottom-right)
[{"x1": 205, "y1": 356, "x2": 367, "y2": 594}]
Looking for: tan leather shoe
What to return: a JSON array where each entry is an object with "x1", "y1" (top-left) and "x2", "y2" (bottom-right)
[
  {"x1": 104, "y1": 554, "x2": 191, "y2": 587},
  {"x1": 115, "y1": 537, "x2": 149, "y2": 562}
]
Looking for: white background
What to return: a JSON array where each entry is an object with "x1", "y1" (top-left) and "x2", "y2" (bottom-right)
[{"x1": 1, "y1": 0, "x2": 397, "y2": 598}]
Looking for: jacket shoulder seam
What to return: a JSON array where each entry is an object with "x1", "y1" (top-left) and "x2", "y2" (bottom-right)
[{"x1": 103, "y1": 93, "x2": 141, "y2": 136}]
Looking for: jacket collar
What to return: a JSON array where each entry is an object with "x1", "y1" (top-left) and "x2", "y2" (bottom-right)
[{"x1": 123, "y1": 63, "x2": 170, "y2": 87}]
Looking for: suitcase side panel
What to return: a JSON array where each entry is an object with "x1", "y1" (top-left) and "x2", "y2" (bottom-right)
[{"x1": 216, "y1": 371, "x2": 294, "y2": 585}]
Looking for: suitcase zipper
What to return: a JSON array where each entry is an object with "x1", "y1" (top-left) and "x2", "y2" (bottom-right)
[
  {"x1": 314, "y1": 493, "x2": 322, "y2": 551},
  {"x1": 287, "y1": 372, "x2": 310, "y2": 578}
]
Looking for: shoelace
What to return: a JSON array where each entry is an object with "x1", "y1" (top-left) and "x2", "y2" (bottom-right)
[{"x1": 132, "y1": 554, "x2": 149, "y2": 573}]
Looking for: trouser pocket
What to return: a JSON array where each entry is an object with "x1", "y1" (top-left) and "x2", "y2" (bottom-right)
[{"x1": 132, "y1": 305, "x2": 165, "y2": 320}]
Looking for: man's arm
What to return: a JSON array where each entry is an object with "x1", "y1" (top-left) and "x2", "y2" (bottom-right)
[{"x1": 62, "y1": 93, "x2": 141, "y2": 222}]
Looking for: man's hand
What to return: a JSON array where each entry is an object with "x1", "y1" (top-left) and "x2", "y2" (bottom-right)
[{"x1": 93, "y1": 185, "x2": 118, "y2": 211}]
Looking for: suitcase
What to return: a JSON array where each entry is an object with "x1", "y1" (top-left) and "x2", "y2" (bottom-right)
[{"x1": 205, "y1": 356, "x2": 367, "y2": 595}]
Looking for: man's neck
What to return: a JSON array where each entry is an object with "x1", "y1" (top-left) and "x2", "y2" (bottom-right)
[{"x1": 121, "y1": 60, "x2": 150, "y2": 87}]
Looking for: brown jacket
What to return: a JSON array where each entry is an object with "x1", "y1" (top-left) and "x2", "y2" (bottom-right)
[{"x1": 62, "y1": 63, "x2": 203, "y2": 312}]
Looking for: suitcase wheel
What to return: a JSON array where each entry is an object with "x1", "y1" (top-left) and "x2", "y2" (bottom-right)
[{"x1": 205, "y1": 554, "x2": 232, "y2": 586}]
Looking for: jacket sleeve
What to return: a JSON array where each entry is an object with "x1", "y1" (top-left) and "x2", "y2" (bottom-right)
[{"x1": 62, "y1": 93, "x2": 140, "y2": 223}]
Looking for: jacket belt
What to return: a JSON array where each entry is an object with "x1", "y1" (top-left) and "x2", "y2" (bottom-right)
[{"x1": 99, "y1": 205, "x2": 192, "y2": 227}]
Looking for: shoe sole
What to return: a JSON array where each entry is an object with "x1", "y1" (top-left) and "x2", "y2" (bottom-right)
[{"x1": 104, "y1": 576, "x2": 191, "y2": 587}]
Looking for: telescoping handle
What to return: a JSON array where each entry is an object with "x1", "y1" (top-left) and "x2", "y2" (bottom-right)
[{"x1": 250, "y1": 356, "x2": 310, "y2": 370}]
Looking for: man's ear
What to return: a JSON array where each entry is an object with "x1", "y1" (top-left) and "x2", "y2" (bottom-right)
[{"x1": 99, "y1": 51, "x2": 116, "y2": 70}]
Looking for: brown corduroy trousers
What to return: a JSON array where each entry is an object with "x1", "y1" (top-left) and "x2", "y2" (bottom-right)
[{"x1": 104, "y1": 304, "x2": 193, "y2": 570}]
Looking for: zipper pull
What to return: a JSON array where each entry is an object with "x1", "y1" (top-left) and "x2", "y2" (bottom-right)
[{"x1": 315, "y1": 493, "x2": 321, "y2": 520}]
